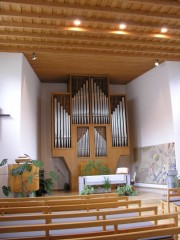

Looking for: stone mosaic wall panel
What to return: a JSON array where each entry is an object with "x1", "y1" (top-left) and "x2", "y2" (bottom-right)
[{"x1": 134, "y1": 142, "x2": 175, "y2": 185}]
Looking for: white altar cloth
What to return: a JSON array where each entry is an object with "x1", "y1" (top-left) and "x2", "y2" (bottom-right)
[{"x1": 79, "y1": 174, "x2": 130, "y2": 194}]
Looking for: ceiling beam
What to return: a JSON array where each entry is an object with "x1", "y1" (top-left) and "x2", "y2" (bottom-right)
[
  {"x1": 0, "y1": 39, "x2": 179, "y2": 57},
  {"x1": 127, "y1": 0, "x2": 180, "y2": 7},
  {"x1": 0, "y1": 9, "x2": 180, "y2": 31},
  {"x1": 1, "y1": 1, "x2": 180, "y2": 20},
  {"x1": 1, "y1": 44, "x2": 179, "y2": 61},
  {"x1": 0, "y1": 21, "x2": 179, "y2": 41},
  {"x1": 0, "y1": 43, "x2": 173, "y2": 61},
  {"x1": 0, "y1": 30, "x2": 179, "y2": 50}
]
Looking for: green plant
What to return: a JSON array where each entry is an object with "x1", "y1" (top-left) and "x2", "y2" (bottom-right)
[
  {"x1": 103, "y1": 177, "x2": 111, "y2": 190},
  {"x1": 80, "y1": 185, "x2": 95, "y2": 195},
  {"x1": 2, "y1": 159, "x2": 57, "y2": 197},
  {"x1": 0, "y1": 159, "x2": 7, "y2": 167},
  {"x1": 82, "y1": 160, "x2": 110, "y2": 176},
  {"x1": 116, "y1": 185, "x2": 138, "y2": 196}
]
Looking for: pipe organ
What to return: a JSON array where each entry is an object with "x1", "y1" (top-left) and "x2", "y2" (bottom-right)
[
  {"x1": 94, "y1": 127, "x2": 107, "y2": 157},
  {"x1": 77, "y1": 127, "x2": 90, "y2": 157},
  {"x1": 53, "y1": 94, "x2": 71, "y2": 148},
  {"x1": 110, "y1": 96, "x2": 127, "y2": 147},
  {"x1": 72, "y1": 79, "x2": 90, "y2": 124},
  {"x1": 51, "y1": 75, "x2": 130, "y2": 191},
  {"x1": 91, "y1": 78, "x2": 109, "y2": 124}
]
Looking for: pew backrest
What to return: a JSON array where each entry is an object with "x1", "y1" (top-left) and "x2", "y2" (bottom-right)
[
  {"x1": 0, "y1": 199, "x2": 141, "y2": 215},
  {"x1": 61, "y1": 226, "x2": 180, "y2": 240},
  {"x1": 0, "y1": 205, "x2": 158, "y2": 225},
  {"x1": 0, "y1": 195, "x2": 128, "y2": 208},
  {"x1": 161, "y1": 187, "x2": 180, "y2": 213},
  {"x1": 0, "y1": 213, "x2": 178, "y2": 240},
  {"x1": 0, "y1": 193, "x2": 127, "y2": 202}
]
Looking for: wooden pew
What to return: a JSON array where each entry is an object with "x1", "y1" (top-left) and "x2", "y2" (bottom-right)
[
  {"x1": 48, "y1": 199, "x2": 141, "y2": 213},
  {"x1": 0, "y1": 192, "x2": 127, "y2": 202},
  {"x1": 0, "y1": 199, "x2": 141, "y2": 215},
  {"x1": 172, "y1": 201, "x2": 180, "y2": 214},
  {"x1": 0, "y1": 213, "x2": 178, "y2": 240},
  {"x1": 0, "y1": 206, "x2": 158, "y2": 225},
  {"x1": 161, "y1": 188, "x2": 180, "y2": 213},
  {"x1": 0, "y1": 196, "x2": 128, "y2": 208},
  {"x1": 64, "y1": 227, "x2": 180, "y2": 240}
]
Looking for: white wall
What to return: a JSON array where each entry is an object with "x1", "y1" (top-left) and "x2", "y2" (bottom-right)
[
  {"x1": 167, "y1": 61, "x2": 180, "y2": 174},
  {"x1": 127, "y1": 62, "x2": 174, "y2": 148},
  {"x1": 0, "y1": 53, "x2": 23, "y2": 161},
  {"x1": 126, "y1": 61, "x2": 178, "y2": 186},
  {"x1": 0, "y1": 52, "x2": 41, "y2": 196},
  {"x1": 21, "y1": 55, "x2": 41, "y2": 159},
  {"x1": 109, "y1": 84, "x2": 126, "y2": 95},
  {"x1": 0, "y1": 53, "x2": 41, "y2": 163}
]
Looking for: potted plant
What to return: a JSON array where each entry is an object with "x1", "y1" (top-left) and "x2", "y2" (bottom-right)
[
  {"x1": 103, "y1": 177, "x2": 111, "y2": 193},
  {"x1": 80, "y1": 185, "x2": 95, "y2": 195},
  {"x1": 81, "y1": 160, "x2": 110, "y2": 176},
  {"x1": 116, "y1": 185, "x2": 138, "y2": 196},
  {"x1": 2, "y1": 159, "x2": 57, "y2": 197}
]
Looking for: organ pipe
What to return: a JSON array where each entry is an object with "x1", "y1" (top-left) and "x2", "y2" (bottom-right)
[
  {"x1": 94, "y1": 127, "x2": 107, "y2": 157},
  {"x1": 77, "y1": 128, "x2": 90, "y2": 157},
  {"x1": 111, "y1": 96, "x2": 128, "y2": 147},
  {"x1": 91, "y1": 78, "x2": 110, "y2": 124},
  {"x1": 53, "y1": 95, "x2": 71, "y2": 148},
  {"x1": 52, "y1": 76, "x2": 128, "y2": 154},
  {"x1": 72, "y1": 80, "x2": 90, "y2": 124}
]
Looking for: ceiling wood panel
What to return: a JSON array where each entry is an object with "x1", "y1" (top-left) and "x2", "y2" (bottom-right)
[{"x1": 0, "y1": 0, "x2": 180, "y2": 84}]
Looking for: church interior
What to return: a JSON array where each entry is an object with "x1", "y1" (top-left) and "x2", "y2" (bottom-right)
[{"x1": 0, "y1": 0, "x2": 180, "y2": 239}]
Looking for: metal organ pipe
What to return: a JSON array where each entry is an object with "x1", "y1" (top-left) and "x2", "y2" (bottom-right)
[
  {"x1": 111, "y1": 97, "x2": 128, "y2": 147},
  {"x1": 54, "y1": 96, "x2": 71, "y2": 148},
  {"x1": 77, "y1": 128, "x2": 90, "y2": 157},
  {"x1": 122, "y1": 97, "x2": 127, "y2": 146},
  {"x1": 54, "y1": 97, "x2": 58, "y2": 148},
  {"x1": 54, "y1": 79, "x2": 128, "y2": 154},
  {"x1": 91, "y1": 79, "x2": 109, "y2": 124},
  {"x1": 94, "y1": 128, "x2": 107, "y2": 157},
  {"x1": 72, "y1": 80, "x2": 89, "y2": 124}
]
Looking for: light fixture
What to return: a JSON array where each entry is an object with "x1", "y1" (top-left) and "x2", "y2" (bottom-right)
[
  {"x1": 73, "y1": 19, "x2": 81, "y2": 26},
  {"x1": 161, "y1": 27, "x2": 168, "y2": 33},
  {"x1": 155, "y1": 59, "x2": 159, "y2": 67},
  {"x1": 119, "y1": 23, "x2": 126, "y2": 30},
  {"x1": 32, "y1": 52, "x2": 37, "y2": 61}
]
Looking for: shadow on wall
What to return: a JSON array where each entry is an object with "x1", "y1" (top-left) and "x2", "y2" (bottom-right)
[
  {"x1": 53, "y1": 157, "x2": 70, "y2": 190},
  {"x1": 116, "y1": 155, "x2": 130, "y2": 173}
]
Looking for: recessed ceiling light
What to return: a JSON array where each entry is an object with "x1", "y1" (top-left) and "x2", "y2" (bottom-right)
[
  {"x1": 161, "y1": 27, "x2": 168, "y2": 33},
  {"x1": 119, "y1": 23, "x2": 126, "y2": 30},
  {"x1": 155, "y1": 59, "x2": 159, "y2": 66},
  {"x1": 32, "y1": 52, "x2": 37, "y2": 61},
  {"x1": 74, "y1": 19, "x2": 81, "y2": 26}
]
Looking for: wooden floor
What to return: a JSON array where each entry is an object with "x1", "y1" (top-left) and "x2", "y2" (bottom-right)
[
  {"x1": 52, "y1": 186, "x2": 165, "y2": 209},
  {"x1": 53, "y1": 187, "x2": 178, "y2": 213},
  {"x1": 53, "y1": 186, "x2": 164, "y2": 200}
]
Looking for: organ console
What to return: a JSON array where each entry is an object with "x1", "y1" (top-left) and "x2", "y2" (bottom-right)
[{"x1": 51, "y1": 75, "x2": 130, "y2": 192}]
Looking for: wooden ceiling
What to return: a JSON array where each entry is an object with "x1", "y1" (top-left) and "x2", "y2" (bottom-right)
[{"x1": 0, "y1": 0, "x2": 180, "y2": 84}]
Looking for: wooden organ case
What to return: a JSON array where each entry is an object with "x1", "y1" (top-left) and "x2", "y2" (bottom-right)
[{"x1": 51, "y1": 75, "x2": 130, "y2": 191}]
